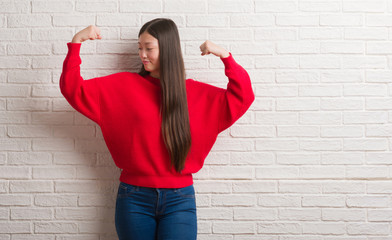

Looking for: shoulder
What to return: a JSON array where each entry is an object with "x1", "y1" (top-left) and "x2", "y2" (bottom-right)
[
  {"x1": 186, "y1": 78, "x2": 225, "y2": 95},
  {"x1": 94, "y1": 71, "x2": 142, "y2": 87}
]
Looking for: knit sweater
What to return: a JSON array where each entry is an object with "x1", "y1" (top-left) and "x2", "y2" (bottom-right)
[{"x1": 60, "y1": 42, "x2": 255, "y2": 188}]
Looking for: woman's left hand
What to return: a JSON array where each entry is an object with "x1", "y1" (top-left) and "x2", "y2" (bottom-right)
[{"x1": 200, "y1": 40, "x2": 230, "y2": 58}]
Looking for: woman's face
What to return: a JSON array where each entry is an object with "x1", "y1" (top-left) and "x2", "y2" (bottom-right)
[{"x1": 138, "y1": 32, "x2": 160, "y2": 78}]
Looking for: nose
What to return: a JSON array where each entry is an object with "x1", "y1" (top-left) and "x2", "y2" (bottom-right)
[{"x1": 139, "y1": 49, "x2": 147, "y2": 59}]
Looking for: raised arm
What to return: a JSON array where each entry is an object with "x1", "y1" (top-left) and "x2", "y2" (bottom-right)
[
  {"x1": 200, "y1": 40, "x2": 255, "y2": 133},
  {"x1": 59, "y1": 25, "x2": 103, "y2": 124}
]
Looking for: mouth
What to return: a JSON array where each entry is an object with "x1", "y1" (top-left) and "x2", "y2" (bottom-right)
[{"x1": 142, "y1": 61, "x2": 150, "y2": 64}]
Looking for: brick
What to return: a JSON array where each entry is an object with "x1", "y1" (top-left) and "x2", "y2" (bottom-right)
[
  {"x1": 344, "y1": 111, "x2": 388, "y2": 124},
  {"x1": 322, "y1": 208, "x2": 366, "y2": 221},
  {"x1": 33, "y1": 167, "x2": 75, "y2": 179},
  {"x1": 7, "y1": 99, "x2": 50, "y2": 111},
  {"x1": 343, "y1": 139, "x2": 388, "y2": 151},
  {"x1": 258, "y1": 222, "x2": 301, "y2": 234},
  {"x1": 10, "y1": 181, "x2": 53, "y2": 193},
  {"x1": 35, "y1": 195, "x2": 77, "y2": 207},
  {"x1": 256, "y1": 112, "x2": 298, "y2": 125},
  {"x1": 0, "y1": 167, "x2": 30, "y2": 179},
  {"x1": 120, "y1": 0, "x2": 161, "y2": 13},
  {"x1": 320, "y1": 14, "x2": 362, "y2": 26},
  {"x1": 213, "y1": 139, "x2": 253, "y2": 151},
  {"x1": 213, "y1": 222, "x2": 255, "y2": 234},
  {"x1": 0, "y1": 139, "x2": 30, "y2": 151},
  {"x1": 323, "y1": 181, "x2": 366, "y2": 194},
  {"x1": 366, "y1": 152, "x2": 392, "y2": 164},
  {"x1": 78, "y1": 1, "x2": 117, "y2": 13},
  {"x1": 34, "y1": 222, "x2": 77, "y2": 234},
  {"x1": 347, "y1": 195, "x2": 389, "y2": 208},
  {"x1": 233, "y1": 181, "x2": 276, "y2": 193},
  {"x1": 300, "y1": 27, "x2": 342, "y2": 39},
  {"x1": 347, "y1": 167, "x2": 389, "y2": 179},
  {"x1": 8, "y1": 15, "x2": 51, "y2": 27},
  {"x1": 366, "y1": 14, "x2": 392, "y2": 26},
  {"x1": 256, "y1": 56, "x2": 299, "y2": 69},
  {"x1": 279, "y1": 181, "x2": 322, "y2": 193},
  {"x1": 300, "y1": 167, "x2": 345, "y2": 179},
  {"x1": 299, "y1": 1, "x2": 341, "y2": 12},
  {"x1": 300, "y1": 139, "x2": 342, "y2": 151},
  {"x1": 0, "y1": 1, "x2": 29, "y2": 13},
  {"x1": 32, "y1": 1, "x2": 73, "y2": 13},
  {"x1": 11, "y1": 208, "x2": 52, "y2": 220},
  {"x1": 231, "y1": 14, "x2": 274, "y2": 27},
  {"x1": 279, "y1": 208, "x2": 320, "y2": 221},
  {"x1": 197, "y1": 208, "x2": 232, "y2": 220},
  {"x1": 277, "y1": 126, "x2": 320, "y2": 137},
  {"x1": 187, "y1": 15, "x2": 228, "y2": 27},
  {"x1": 256, "y1": 167, "x2": 299, "y2": 179},
  {"x1": 0, "y1": 223, "x2": 30, "y2": 234},
  {"x1": 302, "y1": 222, "x2": 345, "y2": 234},
  {"x1": 256, "y1": 139, "x2": 298, "y2": 151},
  {"x1": 209, "y1": 0, "x2": 252, "y2": 13},
  {"x1": 347, "y1": 223, "x2": 389, "y2": 235},
  {"x1": 258, "y1": 195, "x2": 301, "y2": 207},
  {"x1": 0, "y1": 195, "x2": 31, "y2": 206},
  {"x1": 345, "y1": 27, "x2": 388, "y2": 40},
  {"x1": 208, "y1": 166, "x2": 253, "y2": 179},
  {"x1": 321, "y1": 126, "x2": 363, "y2": 137},
  {"x1": 367, "y1": 181, "x2": 392, "y2": 194},
  {"x1": 302, "y1": 195, "x2": 345, "y2": 207},
  {"x1": 256, "y1": 28, "x2": 297, "y2": 40},
  {"x1": 277, "y1": 153, "x2": 320, "y2": 165},
  {"x1": 8, "y1": 152, "x2": 52, "y2": 165},
  {"x1": 32, "y1": 138, "x2": 74, "y2": 151},
  {"x1": 78, "y1": 194, "x2": 115, "y2": 207},
  {"x1": 277, "y1": 14, "x2": 319, "y2": 26},
  {"x1": 97, "y1": 14, "x2": 138, "y2": 27},
  {"x1": 0, "y1": 84, "x2": 29, "y2": 97},
  {"x1": 322, "y1": 152, "x2": 364, "y2": 165},
  {"x1": 234, "y1": 208, "x2": 276, "y2": 220},
  {"x1": 277, "y1": 98, "x2": 319, "y2": 110},
  {"x1": 55, "y1": 208, "x2": 97, "y2": 220},
  {"x1": 164, "y1": 0, "x2": 206, "y2": 13},
  {"x1": 321, "y1": 98, "x2": 363, "y2": 110},
  {"x1": 343, "y1": 0, "x2": 385, "y2": 12}
]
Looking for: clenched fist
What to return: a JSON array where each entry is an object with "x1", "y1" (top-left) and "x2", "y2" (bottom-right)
[
  {"x1": 71, "y1": 25, "x2": 102, "y2": 43},
  {"x1": 199, "y1": 40, "x2": 229, "y2": 58}
]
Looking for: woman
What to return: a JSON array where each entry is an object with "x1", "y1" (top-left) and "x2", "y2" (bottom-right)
[{"x1": 60, "y1": 18, "x2": 255, "y2": 240}]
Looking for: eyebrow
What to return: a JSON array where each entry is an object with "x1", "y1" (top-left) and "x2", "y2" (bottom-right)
[{"x1": 138, "y1": 42, "x2": 153, "y2": 45}]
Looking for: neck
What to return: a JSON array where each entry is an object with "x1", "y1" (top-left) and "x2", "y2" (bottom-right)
[{"x1": 150, "y1": 72, "x2": 160, "y2": 79}]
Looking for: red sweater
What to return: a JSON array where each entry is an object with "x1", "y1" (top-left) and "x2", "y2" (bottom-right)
[{"x1": 60, "y1": 42, "x2": 255, "y2": 188}]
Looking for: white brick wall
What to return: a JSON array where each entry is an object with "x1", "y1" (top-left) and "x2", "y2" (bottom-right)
[{"x1": 1, "y1": 0, "x2": 392, "y2": 239}]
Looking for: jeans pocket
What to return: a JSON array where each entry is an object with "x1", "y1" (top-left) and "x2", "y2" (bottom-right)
[
  {"x1": 175, "y1": 185, "x2": 195, "y2": 199},
  {"x1": 117, "y1": 182, "x2": 137, "y2": 199}
]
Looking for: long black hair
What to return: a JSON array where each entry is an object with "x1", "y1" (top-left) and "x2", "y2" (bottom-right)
[{"x1": 138, "y1": 18, "x2": 191, "y2": 174}]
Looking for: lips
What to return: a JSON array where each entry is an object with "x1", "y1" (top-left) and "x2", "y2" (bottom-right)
[{"x1": 142, "y1": 61, "x2": 150, "y2": 64}]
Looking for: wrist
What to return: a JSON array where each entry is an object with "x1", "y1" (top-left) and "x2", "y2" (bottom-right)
[
  {"x1": 71, "y1": 36, "x2": 82, "y2": 43},
  {"x1": 220, "y1": 50, "x2": 230, "y2": 58}
]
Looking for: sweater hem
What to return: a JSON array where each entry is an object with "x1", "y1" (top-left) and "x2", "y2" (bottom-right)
[{"x1": 119, "y1": 171, "x2": 193, "y2": 188}]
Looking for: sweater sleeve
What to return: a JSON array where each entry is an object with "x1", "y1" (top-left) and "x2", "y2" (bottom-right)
[
  {"x1": 217, "y1": 52, "x2": 255, "y2": 133},
  {"x1": 59, "y1": 42, "x2": 101, "y2": 125}
]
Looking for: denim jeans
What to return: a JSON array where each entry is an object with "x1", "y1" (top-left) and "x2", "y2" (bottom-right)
[{"x1": 115, "y1": 181, "x2": 197, "y2": 240}]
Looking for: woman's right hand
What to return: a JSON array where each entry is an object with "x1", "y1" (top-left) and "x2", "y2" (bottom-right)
[{"x1": 71, "y1": 25, "x2": 102, "y2": 43}]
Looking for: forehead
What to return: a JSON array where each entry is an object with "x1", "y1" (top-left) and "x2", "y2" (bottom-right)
[{"x1": 138, "y1": 32, "x2": 158, "y2": 45}]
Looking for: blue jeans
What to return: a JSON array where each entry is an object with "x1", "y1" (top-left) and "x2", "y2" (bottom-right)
[{"x1": 115, "y1": 182, "x2": 197, "y2": 240}]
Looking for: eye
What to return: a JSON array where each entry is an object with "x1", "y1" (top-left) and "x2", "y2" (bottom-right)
[{"x1": 147, "y1": 48, "x2": 152, "y2": 51}]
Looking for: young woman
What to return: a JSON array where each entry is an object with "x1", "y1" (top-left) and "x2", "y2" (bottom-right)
[{"x1": 60, "y1": 18, "x2": 255, "y2": 240}]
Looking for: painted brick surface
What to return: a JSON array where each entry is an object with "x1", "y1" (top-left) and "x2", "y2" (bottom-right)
[{"x1": 1, "y1": 0, "x2": 392, "y2": 239}]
